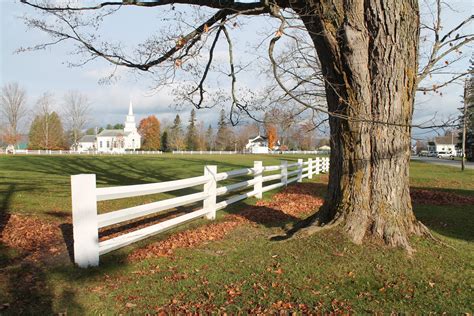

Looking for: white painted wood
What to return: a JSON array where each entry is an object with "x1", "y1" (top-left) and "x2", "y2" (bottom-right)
[
  {"x1": 308, "y1": 158, "x2": 313, "y2": 179},
  {"x1": 262, "y1": 174, "x2": 282, "y2": 182},
  {"x1": 287, "y1": 162, "x2": 299, "y2": 168},
  {"x1": 287, "y1": 176, "x2": 299, "y2": 184},
  {"x1": 263, "y1": 165, "x2": 281, "y2": 172},
  {"x1": 254, "y1": 161, "x2": 263, "y2": 199},
  {"x1": 215, "y1": 168, "x2": 254, "y2": 181},
  {"x1": 262, "y1": 182, "x2": 284, "y2": 193},
  {"x1": 99, "y1": 208, "x2": 210, "y2": 255},
  {"x1": 97, "y1": 191, "x2": 209, "y2": 228},
  {"x1": 281, "y1": 160, "x2": 288, "y2": 186},
  {"x1": 96, "y1": 175, "x2": 210, "y2": 201},
  {"x1": 70, "y1": 157, "x2": 330, "y2": 266},
  {"x1": 71, "y1": 174, "x2": 99, "y2": 268},
  {"x1": 287, "y1": 169, "x2": 299, "y2": 177},
  {"x1": 215, "y1": 190, "x2": 258, "y2": 211},
  {"x1": 216, "y1": 178, "x2": 258, "y2": 196},
  {"x1": 203, "y1": 165, "x2": 217, "y2": 220},
  {"x1": 297, "y1": 159, "x2": 303, "y2": 183}
]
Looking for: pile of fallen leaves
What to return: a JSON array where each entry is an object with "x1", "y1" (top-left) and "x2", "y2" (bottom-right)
[
  {"x1": 254, "y1": 183, "x2": 325, "y2": 217},
  {"x1": 128, "y1": 218, "x2": 246, "y2": 261},
  {"x1": 410, "y1": 188, "x2": 474, "y2": 205},
  {"x1": 129, "y1": 183, "x2": 325, "y2": 261},
  {"x1": 0, "y1": 214, "x2": 65, "y2": 261}
]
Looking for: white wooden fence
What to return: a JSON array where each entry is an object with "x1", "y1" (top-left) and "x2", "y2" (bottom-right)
[
  {"x1": 4, "y1": 149, "x2": 163, "y2": 155},
  {"x1": 172, "y1": 150, "x2": 238, "y2": 155},
  {"x1": 71, "y1": 157, "x2": 330, "y2": 267}
]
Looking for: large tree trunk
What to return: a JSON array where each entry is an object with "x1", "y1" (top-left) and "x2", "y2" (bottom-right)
[{"x1": 294, "y1": 1, "x2": 428, "y2": 250}]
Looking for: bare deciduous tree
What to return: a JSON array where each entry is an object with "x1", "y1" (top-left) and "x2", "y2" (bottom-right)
[
  {"x1": 63, "y1": 91, "x2": 90, "y2": 147},
  {"x1": 0, "y1": 82, "x2": 28, "y2": 145}
]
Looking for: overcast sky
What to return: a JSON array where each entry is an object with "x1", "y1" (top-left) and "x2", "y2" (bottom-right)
[{"x1": 1, "y1": 0, "x2": 472, "y2": 139}]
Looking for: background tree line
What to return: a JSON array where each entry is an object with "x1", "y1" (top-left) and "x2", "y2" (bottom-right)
[
  {"x1": 0, "y1": 83, "x2": 90, "y2": 150},
  {"x1": 139, "y1": 108, "x2": 323, "y2": 152},
  {"x1": 1, "y1": 82, "x2": 322, "y2": 152}
]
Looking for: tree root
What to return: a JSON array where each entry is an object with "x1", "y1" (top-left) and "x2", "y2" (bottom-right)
[
  {"x1": 417, "y1": 221, "x2": 456, "y2": 251},
  {"x1": 269, "y1": 211, "x2": 341, "y2": 241},
  {"x1": 270, "y1": 213, "x2": 456, "y2": 253}
]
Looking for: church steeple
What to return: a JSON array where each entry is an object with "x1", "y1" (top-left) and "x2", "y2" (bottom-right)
[
  {"x1": 124, "y1": 100, "x2": 137, "y2": 133},
  {"x1": 128, "y1": 100, "x2": 134, "y2": 116}
]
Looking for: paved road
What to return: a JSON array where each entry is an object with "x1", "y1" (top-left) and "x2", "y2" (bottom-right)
[{"x1": 411, "y1": 156, "x2": 474, "y2": 170}]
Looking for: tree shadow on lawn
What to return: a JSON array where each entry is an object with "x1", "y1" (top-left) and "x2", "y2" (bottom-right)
[
  {"x1": 0, "y1": 184, "x2": 15, "y2": 236},
  {"x1": 411, "y1": 186, "x2": 474, "y2": 242}
]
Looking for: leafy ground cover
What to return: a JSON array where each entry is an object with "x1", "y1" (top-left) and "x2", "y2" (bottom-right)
[{"x1": 0, "y1": 155, "x2": 472, "y2": 314}]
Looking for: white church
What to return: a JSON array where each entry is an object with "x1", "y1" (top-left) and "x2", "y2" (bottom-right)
[{"x1": 76, "y1": 102, "x2": 141, "y2": 153}]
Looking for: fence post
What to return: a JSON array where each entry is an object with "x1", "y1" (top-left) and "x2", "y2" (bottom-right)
[
  {"x1": 281, "y1": 160, "x2": 288, "y2": 186},
  {"x1": 315, "y1": 157, "x2": 321, "y2": 174},
  {"x1": 203, "y1": 165, "x2": 217, "y2": 220},
  {"x1": 297, "y1": 158, "x2": 303, "y2": 183},
  {"x1": 254, "y1": 161, "x2": 263, "y2": 199},
  {"x1": 308, "y1": 158, "x2": 313, "y2": 179},
  {"x1": 71, "y1": 174, "x2": 99, "y2": 268}
]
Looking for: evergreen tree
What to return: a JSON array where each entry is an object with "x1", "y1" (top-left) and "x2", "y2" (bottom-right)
[
  {"x1": 161, "y1": 130, "x2": 169, "y2": 152},
  {"x1": 169, "y1": 114, "x2": 185, "y2": 150},
  {"x1": 459, "y1": 59, "x2": 474, "y2": 160},
  {"x1": 29, "y1": 111, "x2": 66, "y2": 149},
  {"x1": 85, "y1": 127, "x2": 96, "y2": 135},
  {"x1": 186, "y1": 108, "x2": 197, "y2": 150},
  {"x1": 205, "y1": 124, "x2": 214, "y2": 150},
  {"x1": 215, "y1": 109, "x2": 233, "y2": 150}
]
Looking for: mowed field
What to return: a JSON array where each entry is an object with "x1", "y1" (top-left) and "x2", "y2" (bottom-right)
[{"x1": 0, "y1": 154, "x2": 473, "y2": 314}]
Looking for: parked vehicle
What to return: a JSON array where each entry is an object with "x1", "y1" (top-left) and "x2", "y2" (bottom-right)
[
  {"x1": 428, "y1": 151, "x2": 438, "y2": 157},
  {"x1": 418, "y1": 150, "x2": 429, "y2": 157},
  {"x1": 437, "y1": 151, "x2": 454, "y2": 159}
]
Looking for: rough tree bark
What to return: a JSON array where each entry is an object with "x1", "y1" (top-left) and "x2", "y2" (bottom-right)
[{"x1": 290, "y1": 1, "x2": 429, "y2": 251}]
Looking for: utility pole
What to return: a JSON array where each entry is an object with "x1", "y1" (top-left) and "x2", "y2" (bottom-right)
[{"x1": 461, "y1": 79, "x2": 468, "y2": 171}]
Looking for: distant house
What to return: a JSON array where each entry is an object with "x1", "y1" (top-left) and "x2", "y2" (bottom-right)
[
  {"x1": 246, "y1": 135, "x2": 269, "y2": 154},
  {"x1": 318, "y1": 145, "x2": 331, "y2": 152},
  {"x1": 75, "y1": 135, "x2": 96, "y2": 152},
  {"x1": 76, "y1": 102, "x2": 141, "y2": 153},
  {"x1": 427, "y1": 135, "x2": 459, "y2": 155}
]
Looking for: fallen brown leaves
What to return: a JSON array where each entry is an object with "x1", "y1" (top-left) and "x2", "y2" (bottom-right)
[
  {"x1": 410, "y1": 188, "x2": 474, "y2": 205},
  {"x1": 128, "y1": 218, "x2": 245, "y2": 261},
  {"x1": 0, "y1": 214, "x2": 65, "y2": 262},
  {"x1": 129, "y1": 183, "x2": 325, "y2": 261},
  {"x1": 255, "y1": 182, "x2": 325, "y2": 216}
]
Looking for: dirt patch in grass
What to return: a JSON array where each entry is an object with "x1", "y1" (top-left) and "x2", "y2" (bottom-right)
[
  {"x1": 0, "y1": 214, "x2": 65, "y2": 262},
  {"x1": 128, "y1": 183, "x2": 325, "y2": 261},
  {"x1": 410, "y1": 188, "x2": 474, "y2": 205}
]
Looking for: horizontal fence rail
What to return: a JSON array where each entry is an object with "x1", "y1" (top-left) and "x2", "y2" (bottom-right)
[{"x1": 71, "y1": 157, "x2": 330, "y2": 267}]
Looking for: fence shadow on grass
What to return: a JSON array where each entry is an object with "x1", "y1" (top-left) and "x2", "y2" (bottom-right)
[{"x1": 0, "y1": 184, "x2": 15, "y2": 236}]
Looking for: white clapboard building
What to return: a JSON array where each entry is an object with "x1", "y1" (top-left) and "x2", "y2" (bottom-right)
[{"x1": 76, "y1": 102, "x2": 141, "y2": 153}]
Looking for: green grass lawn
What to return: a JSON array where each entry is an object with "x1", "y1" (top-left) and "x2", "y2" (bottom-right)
[{"x1": 0, "y1": 154, "x2": 473, "y2": 314}]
